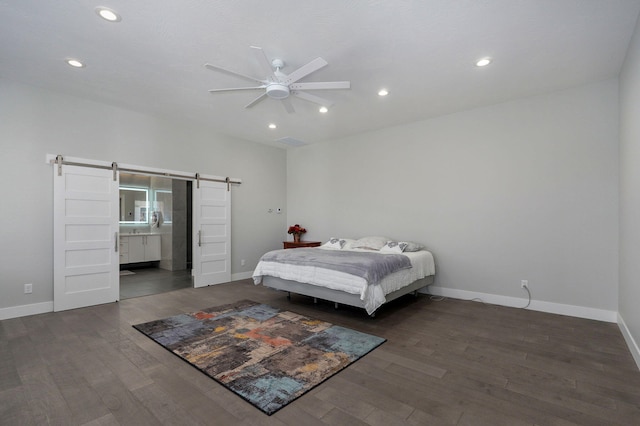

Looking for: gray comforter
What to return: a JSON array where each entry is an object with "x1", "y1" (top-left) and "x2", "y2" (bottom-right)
[{"x1": 259, "y1": 248, "x2": 412, "y2": 284}]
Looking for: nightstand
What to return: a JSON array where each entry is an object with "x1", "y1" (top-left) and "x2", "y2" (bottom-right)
[{"x1": 283, "y1": 241, "x2": 322, "y2": 249}]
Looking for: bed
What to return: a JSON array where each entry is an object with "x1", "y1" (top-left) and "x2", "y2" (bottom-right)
[{"x1": 252, "y1": 236, "x2": 436, "y2": 316}]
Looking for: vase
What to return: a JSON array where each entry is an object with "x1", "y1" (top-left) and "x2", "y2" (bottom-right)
[{"x1": 293, "y1": 234, "x2": 301, "y2": 243}]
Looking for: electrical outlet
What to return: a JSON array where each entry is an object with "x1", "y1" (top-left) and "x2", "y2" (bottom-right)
[
  {"x1": 241, "y1": 259, "x2": 246, "y2": 266},
  {"x1": 521, "y1": 280, "x2": 528, "y2": 288},
  {"x1": 24, "y1": 283, "x2": 33, "y2": 294}
]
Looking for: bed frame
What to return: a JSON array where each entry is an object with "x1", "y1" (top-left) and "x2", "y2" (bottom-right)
[{"x1": 262, "y1": 275, "x2": 435, "y2": 317}]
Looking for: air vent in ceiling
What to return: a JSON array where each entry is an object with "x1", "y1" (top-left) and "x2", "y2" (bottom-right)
[{"x1": 277, "y1": 137, "x2": 308, "y2": 147}]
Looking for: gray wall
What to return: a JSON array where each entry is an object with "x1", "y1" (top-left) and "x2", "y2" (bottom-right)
[
  {"x1": 0, "y1": 80, "x2": 287, "y2": 312},
  {"x1": 172, "y1": 179, "x2": 189, "y2": 271},
  {"x1": 619, "y1": 15, "x2": 640, "y2": 361},
  {"x1": 287, "y1": 79, "x2": 620, "y2": 313}
]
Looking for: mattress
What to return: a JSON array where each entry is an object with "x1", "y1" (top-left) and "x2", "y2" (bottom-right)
[{"x1": 253, "y1": 247, "x2": 436, "y2": 314}]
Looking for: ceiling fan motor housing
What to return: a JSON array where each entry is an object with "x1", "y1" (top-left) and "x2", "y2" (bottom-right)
[{"x1": 266, "y1": 83, "x2": 290, "y2": 99}]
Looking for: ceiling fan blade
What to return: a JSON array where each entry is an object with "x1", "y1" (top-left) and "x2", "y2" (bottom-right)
[
  {"x1": 208, "y1": 86, "x2": 265, "y2": 93},
  {"x1": 204, "y1": 63, "x2": 265, "y2": 84},
  {"x1": 292, "y1": 91, "x2": 334, "y2": 108},
  {"x1": 281, "y1": 98, "x2": 295, "y2": 114},
  {"x1": 250, "y1": 46, "x2": 277, "y2": 81},
  {"x1": 283, "y1": 57, "x2": 328, "y2": 85},
  {"x1": 245, "y1": 93, "x2": 267, "y2": 108},
  {"x1": 290, "y1": 81, "x2": 351, "y2": 91}
]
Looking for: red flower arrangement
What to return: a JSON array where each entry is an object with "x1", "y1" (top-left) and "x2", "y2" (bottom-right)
[{"x1": 287, "y1": 224, "x2": 307, "y2": 235}]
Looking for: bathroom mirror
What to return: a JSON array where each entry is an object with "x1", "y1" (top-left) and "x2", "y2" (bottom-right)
[{"x1": 119, "y1": 187, "x2": 149, "y2": 223}]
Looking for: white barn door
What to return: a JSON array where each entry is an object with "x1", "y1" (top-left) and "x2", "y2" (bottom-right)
[
  {"x1": 193, "y1": 180, "x2": 231, "y2": 287},
  {"x1": 54, "y1": 165, "x2": 119, "y2": 311}
]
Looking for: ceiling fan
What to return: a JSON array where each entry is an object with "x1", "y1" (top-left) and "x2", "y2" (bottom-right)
[{"x1": 205, "y1": 46, "x2": 350, "y2": 113}]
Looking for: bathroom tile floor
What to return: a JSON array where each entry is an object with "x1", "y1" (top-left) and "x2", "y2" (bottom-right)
[{"x1": 119, "y1": 267, "x2": 192, "y2": 299}]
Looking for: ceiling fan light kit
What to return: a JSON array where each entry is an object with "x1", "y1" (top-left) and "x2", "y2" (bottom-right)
[
  {"x1": 205, "y1": 46, "x2": 350, "y2": 113},
  {"x1": 266, "y1": 83, "x2": 290, "y2": 100}
]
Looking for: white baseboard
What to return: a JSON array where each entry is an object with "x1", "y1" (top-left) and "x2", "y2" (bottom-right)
[
  {"x1": 617, "y1": 313, "x2": 640, "y2": 370},
  {"x1": 0, "y1": 273, "x2": 255, "y2": 321},
  {"x1": 231, "y1": 271, "x2": 253, "y2": 281},
  {"x1": 1, "y1": 285, "x2": 637, "y2": 372},
  {"x1": 0, "y1": 301, "x2": 53, "y2": 321},
  {"x1": 425, "y1": 286, "x2": 618, "y2": 323}
]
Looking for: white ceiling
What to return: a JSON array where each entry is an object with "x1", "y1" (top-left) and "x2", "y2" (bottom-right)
[{"x1": 2, "y1": 0, "x2": 639, "y2": 147}]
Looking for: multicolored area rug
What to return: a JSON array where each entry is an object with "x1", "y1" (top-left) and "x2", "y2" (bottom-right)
[{"x1": 133, "y1": 300, "x2": 386, "y2": 415}]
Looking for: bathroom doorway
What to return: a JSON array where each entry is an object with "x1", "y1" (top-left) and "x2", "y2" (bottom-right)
[
  {"x1": 119, "y1": 174, "x2": 193, "y2": 299},
  {"x1": 52, "y1": 153, "x2": 237, "y2": 311}
]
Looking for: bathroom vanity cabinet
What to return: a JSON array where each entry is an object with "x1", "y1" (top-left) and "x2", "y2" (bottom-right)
[{"x1": 119, "y1": 234, "x2": 161, "y2": 264}]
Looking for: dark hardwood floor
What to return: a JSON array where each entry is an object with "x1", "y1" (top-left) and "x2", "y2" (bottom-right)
[{"x1": 2, "y1": 280, "x2": 639, "y2": 425}]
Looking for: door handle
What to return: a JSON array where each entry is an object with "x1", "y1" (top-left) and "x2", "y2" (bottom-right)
[
  {"x1": 115, "y1": 232, "x2": 118, "y2": 252},
  {"x1": 198, "y1": 230, "x2": 202, "y2": 247}
]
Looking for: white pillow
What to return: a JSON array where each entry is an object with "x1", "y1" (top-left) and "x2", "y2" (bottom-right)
[
  {"x1": 322, "y1": 238, "x2": 346, "y2": 250},
  {"x1": 341, "y1": 238, "x2": 356, "y2": 250},
  {"x1": 351, "y1": 236, "x2": 389, "y2": 251},
  {"x1": 380, "y1": 241, "x2": 408, "y2": 253},
  {"x1": 403, "y1": 241, "x2": 425, "y2": 252}
]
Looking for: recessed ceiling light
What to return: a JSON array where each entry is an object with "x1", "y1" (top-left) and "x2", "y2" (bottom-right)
[
  {"x1": 319, "y1": 106, "x2": 328, "y2": 113},
  {"x1": 96, "y1": 7, "x2": 121, "y2": 22},
  {"x1": 268, "y1": 123, "x2": 277, "y2": 129},
  {"x1": 476, "y1": 57, "x2": 492, "y2": 67},
  {"x1": 378, "y1": 89, "x2": 389, "y2": 97},
  {"x1": 66, "y1": 59, "x2": 85, "y2": 68}
]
